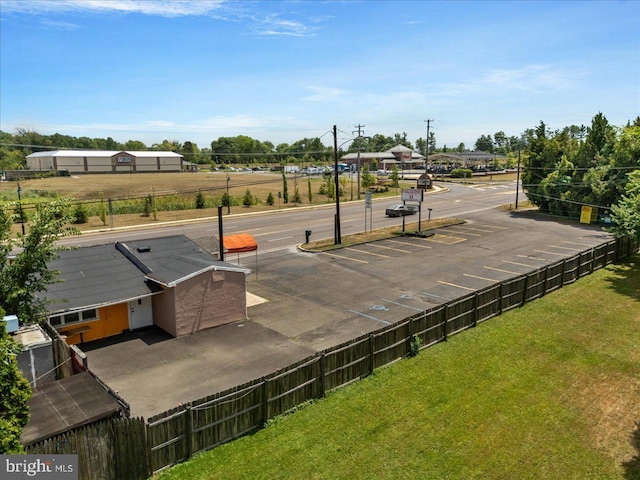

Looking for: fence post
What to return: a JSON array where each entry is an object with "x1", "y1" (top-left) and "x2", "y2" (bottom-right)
[
  {"x1": 262, "y1": 379, "x2": 269, "y2": 424},
  {"x1": 442, "y1": 306, "x2": 448, "y2": 342},
  {"x1": 498, "y1": 283, "x2": 503, "y2": 315},
  {"x1": 542, "y1": 266, "x2": 549, "y2": 297},
  {"x1": 521, "y1": 274, "x2": 529, "y2": 306},
  {"x1": 185, "y1": 406, "x2": 193, "y2": 461},
  {"x1": 369, "y1": 335, "x2": 375, "y2": 374},
  {"x1": 319, "y1": 354, "x2": 326, "y2": 399},
  {"x1": 560, "y1": 260, "x2": 566, "y2": 286},
  {"x1": 473, "y1": 293, "x2": 479, "y2": 328}
]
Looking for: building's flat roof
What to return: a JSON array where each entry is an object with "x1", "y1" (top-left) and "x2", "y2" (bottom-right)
[
  {"x1": 21, "y1": 372, "x2": 124, "y2": 446},
  {"x1": 27, "y1": 150, "x2": 182, "y2": 158}
]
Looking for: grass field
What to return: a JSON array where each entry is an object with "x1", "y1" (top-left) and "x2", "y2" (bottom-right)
[
  {"x1": 156, "y1": 256, "x2": 640, "y2": 480},
  {"x1": 1, "y1": 172, "x2": 417, "y2": 232}
]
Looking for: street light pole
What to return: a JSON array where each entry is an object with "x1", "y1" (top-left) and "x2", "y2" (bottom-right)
[{"x1": 17, "y1": 182, "x2": 25, "y2": 235}]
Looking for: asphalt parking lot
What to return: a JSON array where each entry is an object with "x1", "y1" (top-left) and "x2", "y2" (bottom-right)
[{"x1": 85, "y1": 208, "x2": 613, "y2": 418}]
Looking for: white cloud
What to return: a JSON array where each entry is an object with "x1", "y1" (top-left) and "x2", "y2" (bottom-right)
[
  {"x1": 1, "y1": 0, "x2": 226, "y2": 17},
  {"x1": 303, "y1": 86, "x2": 349, "y2": 102}
]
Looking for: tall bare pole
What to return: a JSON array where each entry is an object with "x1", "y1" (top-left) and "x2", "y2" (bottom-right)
[
  {"x1": 333, "y1": 125, "x2": 342, "y2": 244},
  {"x1": 353, "y1": 124, "x2": 365, "y2": 200},
  {"x1": 424, "y1": 119, "x2": 433, "y2": 170}
]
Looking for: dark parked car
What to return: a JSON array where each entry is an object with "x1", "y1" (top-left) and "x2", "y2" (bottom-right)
[{"x1": 385, "y1": 204, "x2": 418, "y2": 217}]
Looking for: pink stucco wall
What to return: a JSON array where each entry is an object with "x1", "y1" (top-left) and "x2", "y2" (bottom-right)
[{"x1": 172, "y1": 270, "x2": 247, "y2": 337}]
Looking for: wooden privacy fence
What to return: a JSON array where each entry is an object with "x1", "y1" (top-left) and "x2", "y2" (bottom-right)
[
  {"x1": 146, "y1": 236, "x2": 636, "y2": 475},
  {"x1": 25, "y1": 236, "x2": 637, "y2": 479}
]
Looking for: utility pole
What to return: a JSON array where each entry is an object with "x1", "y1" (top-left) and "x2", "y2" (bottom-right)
[
  {"x1": 353, "y1": 124, "x2": 365, "y2": 200},
  {"x1": 424, "y1": 119, "x2": 433, "y2": 170},
  {"x1": 333, "y1": 125, "x2": 342, "y2": 245}
]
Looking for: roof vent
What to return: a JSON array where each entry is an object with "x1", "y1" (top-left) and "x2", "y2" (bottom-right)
[{"x1": 137, "y1": 246, "x2": 151, "y2": 253}]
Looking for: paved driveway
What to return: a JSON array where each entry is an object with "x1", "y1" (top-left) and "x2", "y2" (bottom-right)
[{"x1": 85, "y1": 209, "x2": 612, "y2": 418}]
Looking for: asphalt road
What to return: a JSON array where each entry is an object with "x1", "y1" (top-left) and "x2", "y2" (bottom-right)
[{"x1": 81, "y1": 181, "x2": 614, "y2": 418}]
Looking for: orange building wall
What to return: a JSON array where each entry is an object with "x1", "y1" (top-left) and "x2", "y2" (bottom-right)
[{"x1": 59, "y1": 303, "x2": 129, "y2": 345}]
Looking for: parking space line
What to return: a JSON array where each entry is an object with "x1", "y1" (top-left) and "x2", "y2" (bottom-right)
[
  {"x1": 348, "y1": 310, "x2": 391, "y2": 325},
  {"x1": 464, "y1": 273, "x2": 498, "y2": 282},
  {"x1": 426, "y1": 234, "x2": 467, "y2": 244},
  {"x1": 321, "y1": 251, "x2": 369, "y2": 264},
  {"x1": 369, "y1": 243, "x2": 412, "y2": 254},
  {"x1": 533, "y1": 249, "x2": 567, "y2": 256},
  {"x1": 419, "y1": 291, "x2": 451, "y2": 301},
  {"x1": 448, "y1": 226, "x2": 494, "y2": 233},
  {"x1": 437, "y1": 280, "x2": 476, "y2": 291},
  {"x1": 502, "y1": 259, "x2": 537, "y2": 268},
  {"x1": 346, "y1": 247, "x2": 390, "y2": 258},
  {"x1": 484, "y1": 265, "x2": 519, "y2": 275},
  {"x1": 549, "y1": 245, "x2": 584, "y2": 251},
  {"x1": 387, "y1": 239, "x2": 432, "y2": 249},
  {"x1": 560, "y1": 240, "x2": 594, "y2": 247},
  {"x1": 471, "y1": 223, "x2": 508, "y2": 230},
  {"x1": 443, "y1": 228, "x2": 482, "y2": 236},
  {"x1": 380, "y1": 298, "x2": 424, "y2": 311},
  {"x1": 517, "y1": 254, "x2": 547, "y2": 261}
]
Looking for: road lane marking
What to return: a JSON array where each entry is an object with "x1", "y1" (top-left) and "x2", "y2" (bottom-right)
[
  {"x1": 348, "y1": 310, "x2": 391, "y2": 324},
  {"x1": 471, "y1": 223, "x2": 508, "y2": 230},
  {"x1": 502, "y1": 259, "x2": 537, "y2": 268},
  {"x1": 267, "y1": 236, "x2": 294, "y2": 242},
  {"x1": 464, "y1": 273, "x2": 498, "y2": 282},
  {"x1": 321, "y1": 251, "x2": 368, "y2": 264},
  {"x1": 369, "y1": 243, "x2": 412, "y2": 253},
  {"x1": 346, "y1": 247, "x2": 390, "y2": 258},
  {"x1": 437, "y1": 280, "x2": 476, "y2": 291},
  {"x1": 381, "y1": 298, "x2": 424, "y2": 311},
  {"x1": 484, "y1": 265, "x2": 519, "y2": 275}
]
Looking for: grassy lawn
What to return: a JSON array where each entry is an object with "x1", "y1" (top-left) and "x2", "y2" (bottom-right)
[{"x1": 157, "y1": 256, "x2": 640, "y2": 480}]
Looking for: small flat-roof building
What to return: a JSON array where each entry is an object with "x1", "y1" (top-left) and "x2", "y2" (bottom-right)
[
  {"x1": 42, "y1": 235, "x2": 250, "y2": 344},
  {"x1": 26, "y1": 150, "x2": 183, "y2": 174}
]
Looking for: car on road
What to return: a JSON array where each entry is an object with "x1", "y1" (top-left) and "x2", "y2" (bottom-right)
[{"x1": 385, "y1": 204, "x2": 418, "y2": 217}]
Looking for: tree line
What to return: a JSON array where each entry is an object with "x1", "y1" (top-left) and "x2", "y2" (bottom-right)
[{"x1": 0, "y1": 126, "x2": 564, "y2": 172}]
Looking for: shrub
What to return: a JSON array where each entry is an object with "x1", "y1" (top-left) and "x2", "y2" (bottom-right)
[
  {"x1": 195, "y1": 191, "x2": 205, "y2": 209},
  {"x1": 72, "y1": 203, "x2": 88, "y2": 224},
  {"x1": 266, "y1": 192, "x2": 274, "y2": 206},
  {"x1": 450, "y1": 168, "x2": 473, "y2": 178}
]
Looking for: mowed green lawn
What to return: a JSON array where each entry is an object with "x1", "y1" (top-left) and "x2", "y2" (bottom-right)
[{"x1": 157, "y1": 256, "x2": 640, "y2": 480}]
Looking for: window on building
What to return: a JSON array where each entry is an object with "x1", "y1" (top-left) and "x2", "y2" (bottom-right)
[{"x1": 49, "y1": 308, "x2": 99, "y2": 327}]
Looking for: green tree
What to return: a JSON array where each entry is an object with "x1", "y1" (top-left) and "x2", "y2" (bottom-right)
[
  {"x1": 390, "y1": 165, "x2": 400, "y2": 188},
  {"x1": 195, "y1": 191, "x2": 205, "y2": 209},
  {"x1": 361, "y1": 167, "x2": 375, "y2": 190},
  {"x1": 0, "y1": 306, "x2": 31, "y2": 454},
  {"x1": 609, "y1": 170, "x2": 640, "y2": 242},
  {"x1": 266, "y1": 192, "x2": 275, "y2": 206},
  {"x1": 0, "y1": 198, "x2": 77, "y2": 323},
  {"x1": 282, "y1": 172, "x2": 289, "y2": 204},
  {"x1": 307, "y1": 177, "x2": 313, "y2": 203},
  {"x1": 72, "y1": 202, "x2": 89, "y2": 224},
  {"x1": 242, "y1": 189, "x2": 254, "y2": 207}
]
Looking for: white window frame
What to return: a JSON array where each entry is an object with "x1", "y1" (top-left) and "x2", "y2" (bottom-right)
[{"x1": 50, "y1": 308, "x2": 99, "y2": 327}]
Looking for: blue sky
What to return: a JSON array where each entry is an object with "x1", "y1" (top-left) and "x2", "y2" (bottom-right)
[{"x1": 1, "y1": 0, "x2": 639, "y2": 150}]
